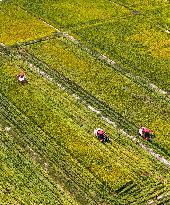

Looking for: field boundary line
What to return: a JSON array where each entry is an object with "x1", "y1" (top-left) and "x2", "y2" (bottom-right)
[
  {"x1": 15, "y1": 24, "x2": 170, "y2": 100},
  {"x1": 110, "y1": 0, "x2": 170, "y2": 34},
  {"x1": 11, "y1": 32, "x2": 60, "y2": 48},
  {"x1": 60, "y1": 32, "x2": 170, "y2": 99},
  {"x1": 5, "y1": 47, "x2": 170, "y2": 168},
  {"x1": 147, "y1": 192, "x2": 170, "y2": 204},
  {"x1": 12, "y1": 3, "x2": 170, "y2": 99},
  {"x1": 28, "y1": 62, "x2": 170, "y2": 168}
]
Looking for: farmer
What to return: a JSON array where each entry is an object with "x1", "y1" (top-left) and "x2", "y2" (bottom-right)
[
  {"x1": 16, "y1": 71, "x2": 28, "y2": 84},
  {"x1": 94, "y1": 128, "x2": 106, "y2": 142},
  {"x1": 138, "y1": 127, "x2": 154, "y2": 140}
]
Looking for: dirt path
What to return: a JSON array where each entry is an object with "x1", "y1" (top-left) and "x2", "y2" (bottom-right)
[{"x1": 11, "y1": 49, "x2": 170, "y2": 169}]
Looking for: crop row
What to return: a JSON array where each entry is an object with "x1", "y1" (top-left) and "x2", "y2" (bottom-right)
[
  {"x1": 11, "y1": 0, "x2": 170, "y2": 91},
  {"x1": 0, "y1": 127, "x2": 78, "y2": 205},
  {"x1": 0, "y1": 96, "x2": 106, "y2": 205},
  {"x1": 0, "y1": 93, "x2": 166, "y2": 205},
  {"x1": 12, "y1": 0, "x2": 169, "y2": 29},
  {"x1": 74, "y1": 15, "x2": 170, "y2": 90},
  {"x1": 5, "y1": 44, "x2": 170, "y2": 168},
  {"x1": 1, "y1": 1, "x2": 170, "y2": 204},
  {"x1": 0, "y1": 52, "x2": 170, "y2": 204},
  {"x1": 12, "y1": 0, "x2": 131, "y2": 29},
  {"x1": 0, "y1": 2, "x2": 55, "y2": 45},
  {"x1": 19, "y1": 37, "x2": 170, "y2": 156},
  {"x1": 12, "y1": 46, "x2": 170, "y2": 167}
]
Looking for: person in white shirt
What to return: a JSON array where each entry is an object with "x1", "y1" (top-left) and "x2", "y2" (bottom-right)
[{"x1": 17, "y1": 71, "x2": 28, "y2": 84}]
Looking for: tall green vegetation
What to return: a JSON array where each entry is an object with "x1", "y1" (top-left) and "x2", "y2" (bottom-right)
[
  {"x1": 0, "y1": 3, "x2": 55, "y2": 45},
  {"x1": 0, "y1": 54, "x2": 169, "y2": 204},
  {"x1": 0, "y1": 0, "x2": 170, "y2": 204},
  {"x1": 24, "y1": 37, "x2": 170, "y2": 155}
]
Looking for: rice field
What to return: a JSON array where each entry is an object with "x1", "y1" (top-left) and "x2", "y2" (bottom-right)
[{"x1": 0, "y1": 0, "x2": 170, "y2": 204}]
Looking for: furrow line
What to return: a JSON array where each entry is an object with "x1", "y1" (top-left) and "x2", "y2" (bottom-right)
[
  {"x1": 15, "y1": 28, "x2": 170, "y2": 100},
  {"x1": 11, "y1": 32, "x2": 60, "y2": 48},
  {"x1": 147, "y1": 192, "x2": 170, "y2": 205},
  {"x1": 0, "y1": 96, "x2": 103, "y2": 204},
  {"x1": 60, "y1": 32, "x2": 170, "y2": 100},
  {"x1": 110, "y1": 0, "x2": 170, "y2": 34},
  {"x1": 9, "y1": 49, "x2": 170, "y2": 168},
  {"x1": 15, "y1": 49, "x2": 137, "y2": 133},
  {"x1": 4, "y1": 4, "x2": 169, "y2": 101},
  {"x1": 10, "y1": 1, "x2": 170, "y2": 100}
]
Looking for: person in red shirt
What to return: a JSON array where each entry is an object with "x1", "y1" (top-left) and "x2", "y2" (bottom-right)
[
  {"x1": 138, "y1": 127, "x2": 155, "y2": 141},
  {"x1": 94, "y1": 128, "x2": 107, "y2": 143}
]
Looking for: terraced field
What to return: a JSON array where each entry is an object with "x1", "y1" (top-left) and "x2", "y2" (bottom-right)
[{"x1": 0, "y1": 0, "x2": 170, "y2": 204}]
